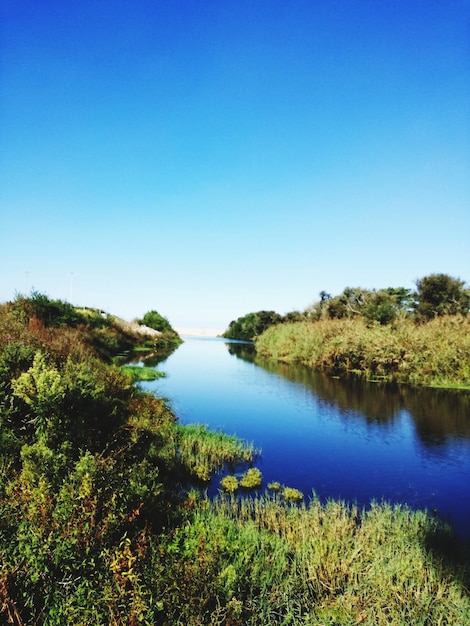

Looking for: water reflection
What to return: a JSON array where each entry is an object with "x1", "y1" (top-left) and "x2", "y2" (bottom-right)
[{"x1": 226, "y1": 342, "x2": 470, "y2": 449}]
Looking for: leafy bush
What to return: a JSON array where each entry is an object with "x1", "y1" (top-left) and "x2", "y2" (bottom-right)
[
  {"x1": 414, "y1": 273, "x2": 470, "y2": 320},
  {"x1": 138, "y1": 310, "x2": 174, "y2": 333}
]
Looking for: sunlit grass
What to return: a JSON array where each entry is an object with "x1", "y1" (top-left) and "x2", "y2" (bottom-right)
[
  {"x1": 158, "y1": 494, "x2": 470, "y2": 625},
  {"x1": 256, "y1": 315, "x2": 470, "y2": 388},
  {"x1": 240, "y1": 467, "x2": 262, "y2": 489},
  {"x1": 176, "y1": 424, "x2": 256, "y2": 482}
]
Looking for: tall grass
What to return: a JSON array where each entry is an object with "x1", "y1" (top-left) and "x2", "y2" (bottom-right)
[
  {"x1": 255, "y1": 316, "x2": 470, "y2": 388},
  {"x1": 157, "y1": 494, "x2": 470, "y2": 625},
  {"x1": 176, "y1": 424, "x2": 256, "y2": 481}
]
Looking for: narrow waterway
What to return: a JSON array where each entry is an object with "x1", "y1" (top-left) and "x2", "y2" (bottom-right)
[{"x1": 141, "y1": 337, "x2": 470, "y2": 539}]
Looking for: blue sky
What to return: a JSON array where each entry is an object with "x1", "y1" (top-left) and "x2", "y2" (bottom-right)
[{"x1": 1, "y1": 1, "x2": 469, "y2": 329}]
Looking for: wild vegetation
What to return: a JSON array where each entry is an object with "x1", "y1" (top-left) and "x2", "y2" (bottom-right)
[
  {"x1": 256, "y1": 315, "x2": 470, "y2": 388},
  {"x1": 159, "y1": 496, "x2": 470, "y2": 625},
  {"x1": 1, "y1": 292, "x2": 469, "y2": 624},
  {"x1": 225, "y1": 274, "x2": 470, "y2": 389}
]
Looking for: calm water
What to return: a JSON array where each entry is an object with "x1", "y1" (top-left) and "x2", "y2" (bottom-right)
[{"x1": 141, "y1": 337, "x2": 470, "y2": 539}]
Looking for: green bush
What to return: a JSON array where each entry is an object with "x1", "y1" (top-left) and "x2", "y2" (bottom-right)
[{"x1": 139, "y1": 310, "x2": 174, "y2": 333}]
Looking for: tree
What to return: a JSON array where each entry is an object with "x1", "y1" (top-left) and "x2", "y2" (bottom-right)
[
  {"x1": 325, "y1": 287, "x2": 371, "y2": 319},
  {"x1": 139, "y1": 310, "x2": 174, "y2": 333},
  {"x1": 414, "y1": 273, "x2": 470, "y2": 320},
  {"x1": 222, "y1": 310, "x2": 283, "y2": 341},
  {"x1": 363, "y1": 287, "x2": 413, "y2": 325}
]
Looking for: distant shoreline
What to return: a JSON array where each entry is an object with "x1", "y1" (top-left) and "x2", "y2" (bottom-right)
[{"x1": 175, "y1": 328, "x2": 223, "y2": 338}]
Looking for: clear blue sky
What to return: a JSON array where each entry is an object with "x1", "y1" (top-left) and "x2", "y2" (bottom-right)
[{"x1": 1, "y1": 1, "x2": 469, "y2": 329}]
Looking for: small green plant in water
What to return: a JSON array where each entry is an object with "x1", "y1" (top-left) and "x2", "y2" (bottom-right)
[
  {"x1": 240, "y1": 468, "x2": 262, "y2": 489},
  {"x1": 267, "y1": 481, "x2": 281, "y2": 492},
  {"x1": 121, "y1": 365, "x2": 166, "y2": 382},
  {"x1": 282, "y1": 486, "x2": 303, "y2": 502},
  {"x1": 221, "y1": 475, "x2": 239, "y2": 493}
]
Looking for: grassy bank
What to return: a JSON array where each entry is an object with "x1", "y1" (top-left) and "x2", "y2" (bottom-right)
[
  {"x1": 157, "y1": 495, "x2": 470, "y2": 625},
  {"x1": 255, "y1": 316, "x2": 470, "y2": 389}
]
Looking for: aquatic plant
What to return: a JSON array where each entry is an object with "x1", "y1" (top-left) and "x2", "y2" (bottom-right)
[
  {"x1": 240, "y1": 467, "x2": 262, "y2": 489},
  {"x1": 121, "y1": 364, "x2": 166, "y2": 382},
  {"x1": 282, "y1": 486, "x2": 303, "y2": 502},
  {"x1": 220, "y1": 475, "x2": 239, "y2": 493},
  {"x1": 267, "y1": 481, "x2": 281, "y2": 491},
  {"x1": 177, "y1": 424, "x2": 255, "y2": 482}
]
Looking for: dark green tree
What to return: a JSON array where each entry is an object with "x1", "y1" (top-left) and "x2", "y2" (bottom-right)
[
  {"x1": 414, "y1": 273, "x2": 470, "y2": 320},
  {"x1": 139, "y1": 310, "x2": 174, "y2": 333},
  {"x1": 325, "y1": 287, "x2": 370, "y2": 319},
  {"x1": 223, "y1": 310, "x2": 283, "y2": 341},
  {"x1": 363, "y1": 287, "x2": 413, "y2": 325}
]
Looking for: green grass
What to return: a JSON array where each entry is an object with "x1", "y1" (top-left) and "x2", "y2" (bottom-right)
[
  {"x1": 121, "y1": 364, "x2": 166, "y2": 382},
  {"x1": 157, "y1": 494, "x2": 470, "y2": 625},
  {"x1": 176, "y1": 424, "x2": 257, "y2": 481}
]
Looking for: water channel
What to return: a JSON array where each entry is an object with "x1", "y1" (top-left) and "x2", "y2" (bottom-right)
[{"x1": 140, "y1": 337, "x2": 470, "y2": 540}]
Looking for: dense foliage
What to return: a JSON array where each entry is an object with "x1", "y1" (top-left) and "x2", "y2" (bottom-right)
[
  {"x1": 223, "y1": 274, "x2": 469, "y2": 341},
  {"x1": 138, "y1": 310, "x2": 175, "y2": 334},
  {"x1": 256, "y1": 316, "x2": 470, "y2": 389},
  {"x1": 223, "y1": 274, "x2": 470, "y2": 389},
  {"x1": 1, "y1": 293, "x2": 469, "y2": 624},
  {"x1": 222, "y1": 310, "x2": 285, "y2": 341},
  {"x1": 414, "y1": 273, "x2": 470, "y2": 320}
]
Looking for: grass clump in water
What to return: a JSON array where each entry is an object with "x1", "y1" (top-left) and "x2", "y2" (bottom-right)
[
  {"x1": 240, "y1": 467, "x2": 262, "y2": 489},
  {"x1": 282, "y1": 486, "x2": 303, "y2": 502},
  {"x1": 221, "y1": 475, "x2": 239, "y2": 493},
  {"x1": 121, "y1": 364, "x2": 166, "y2": 382},
  {"x1": 177, "y1": 424, "x2": 256, "y2": 482}
]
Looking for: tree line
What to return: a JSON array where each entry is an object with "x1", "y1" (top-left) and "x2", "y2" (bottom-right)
[{"x1": 223, "y1": 273, "x2": 470, "y2": 341}]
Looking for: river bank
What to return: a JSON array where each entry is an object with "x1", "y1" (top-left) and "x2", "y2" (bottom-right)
[{"x1": 255, "y1": 315, "x2": 470, "y2": 390}]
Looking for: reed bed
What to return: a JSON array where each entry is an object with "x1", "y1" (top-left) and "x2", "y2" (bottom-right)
[
  {"x1": 158, "y1": 495, "x2": 470, "y2": 625},
  {"x1": 176, "y1": 423, "x2": 256, "y2": 481},
  {"x1": 255, "y1": 316, "x2": 470, "y2": 388}
]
